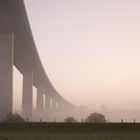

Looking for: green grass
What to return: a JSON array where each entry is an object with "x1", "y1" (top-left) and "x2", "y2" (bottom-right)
[{"x1": 0, "y1": 123, "x2": 140, "y2": 140}]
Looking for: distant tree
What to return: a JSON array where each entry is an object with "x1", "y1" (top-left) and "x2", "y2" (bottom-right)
[
  {"x1": 3, "y1": 112, "x2": 25, "y2": 122},
  {"x1": 64, "y1": 116, "x2": 77, "y2": 123},
  {"x1": 86, "y1": 112, "x2": 106, "y2": 123}
]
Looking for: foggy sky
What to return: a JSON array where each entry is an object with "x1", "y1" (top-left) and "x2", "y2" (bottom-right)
[{"x1": 13, "y1": 0, "x2": 140, "y2": 112}]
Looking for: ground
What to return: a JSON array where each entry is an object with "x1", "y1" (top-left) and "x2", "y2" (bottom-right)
[{"x1": 0, "y1": 123, "x2": 140, "y2": 140}]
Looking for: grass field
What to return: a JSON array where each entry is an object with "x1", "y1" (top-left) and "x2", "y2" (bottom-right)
[{"x1": 0, "y1": 123, "x2": 140, "y2": 140}]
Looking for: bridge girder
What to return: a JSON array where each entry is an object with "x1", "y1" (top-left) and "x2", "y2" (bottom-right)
[{"x1": 0, "y1": 0, "x2": 75, "y2": 121}]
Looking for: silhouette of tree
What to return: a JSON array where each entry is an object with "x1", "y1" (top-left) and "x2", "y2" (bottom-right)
[
  {"x1": 3, "y1": 112, "x2": 25, "y2": 122},
  {"x1": 86, "y1": 112, "x2": 106, "y2": 123},
  {"x1": 64, "y1": 116, "x2": 77, "y2": 123}
]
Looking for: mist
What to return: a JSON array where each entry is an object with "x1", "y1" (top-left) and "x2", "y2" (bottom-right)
[{"x1": 11, "y1": 0, "x2": 140, "y2": 122}]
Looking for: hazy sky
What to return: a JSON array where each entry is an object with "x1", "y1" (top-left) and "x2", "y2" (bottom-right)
[{"x1": 13, "y1": 0, "x2": 140, "y2": 110}]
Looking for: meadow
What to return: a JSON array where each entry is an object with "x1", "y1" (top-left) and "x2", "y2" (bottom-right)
[{"x1": 0, "y1": 123, "x2": 140, "y2": 140}]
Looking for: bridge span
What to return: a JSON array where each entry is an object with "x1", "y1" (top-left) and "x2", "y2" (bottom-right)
[{"x1": 0, "y1": 0, "x2": 76, "y2": 121}]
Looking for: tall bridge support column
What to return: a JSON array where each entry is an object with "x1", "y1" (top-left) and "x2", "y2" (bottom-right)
[
  {"x1": 45, "y1": 94, "x2": 51, "y2": 112},
  {"x1": 36, "y1": 87, "x2": 44, "y2": 120},
  {"x1": 0, "y1": 33, "x2": 14, "y2": 120},
  {"x1": 51, "y1": 98, "x2": 56, "y2": 110},
  {"x1": 45, "y1": 94, "x2": 51, "y2": 121},
  {"x1": 57, "y1": 102, "x2": 62, "y2": 111},
  {"x1": 22, "y1": 71, "x2": 33, "y2": 121},
  {"x1": 51, "y1": 98, "x2": 57, "y2": 121}
]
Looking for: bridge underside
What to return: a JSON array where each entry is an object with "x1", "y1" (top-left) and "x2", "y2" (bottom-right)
[{"x1": 0, "y1": 0, "x2": 76, "y2": 122}]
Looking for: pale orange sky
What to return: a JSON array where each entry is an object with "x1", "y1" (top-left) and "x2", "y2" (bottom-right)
[{"x1": 13, "y1": 0, "x2": 140, "y2": 112}]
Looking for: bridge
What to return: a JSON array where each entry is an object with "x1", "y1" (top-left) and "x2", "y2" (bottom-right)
[{"x1": 0, "y1": 0, "x2": 77, "y2": 121}]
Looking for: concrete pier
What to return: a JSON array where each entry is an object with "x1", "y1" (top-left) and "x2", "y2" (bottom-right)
[
  {"x1": 0, "y1": 33, "x2": 14, "y2": 120},
  {"x1": 51, "y1": 98, "x2": 56, "y2": 110},
  {"x1": 36, "y1": 87, "x2": 44, "y2": 118},
  {"x1": 45, "y1": 94, "x2": 51, "y2": 112},
  {"x1": 22, "y1": 72, "x2": 33, "y2": 121}
]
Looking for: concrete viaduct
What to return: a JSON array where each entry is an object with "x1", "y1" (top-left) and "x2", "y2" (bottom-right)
[{"x1": 0, "y1": 0, "x2": 75, "y2": 121}]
